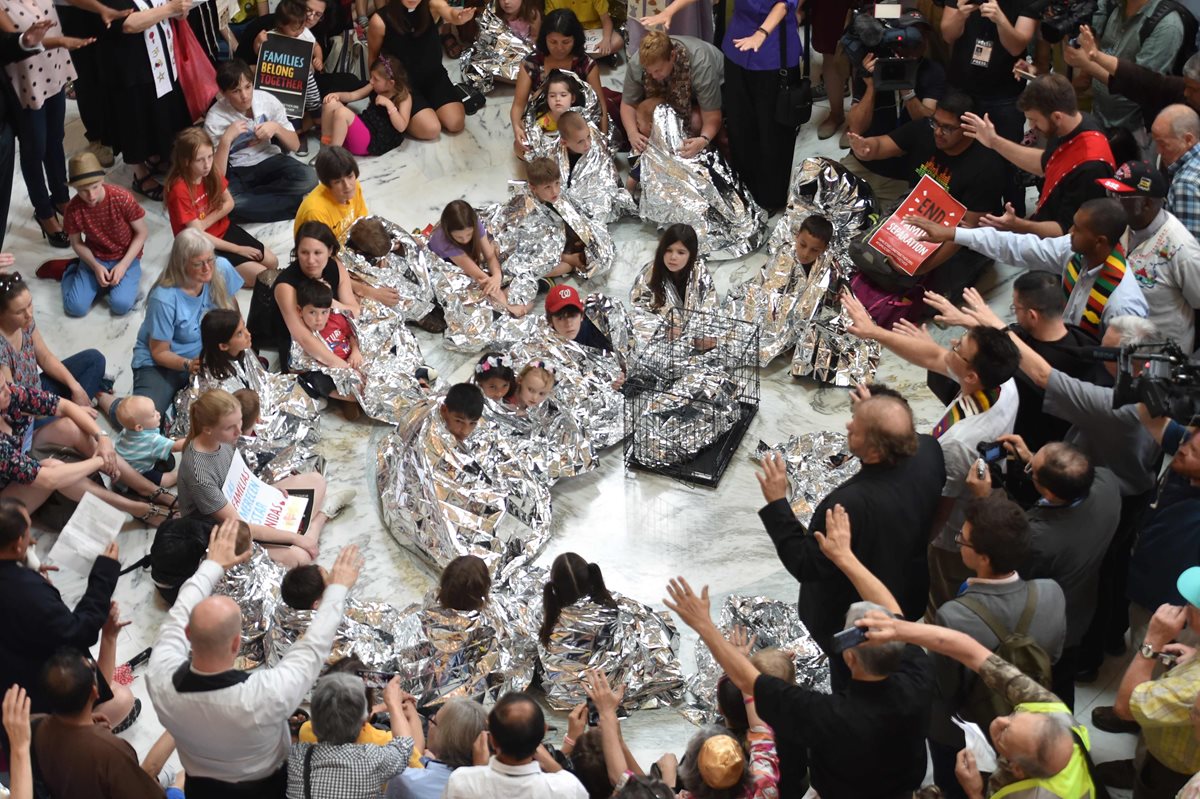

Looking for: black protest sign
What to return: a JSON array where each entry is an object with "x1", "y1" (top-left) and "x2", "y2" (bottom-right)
[{"x1": 255, "y1": 32, "x2": 314, "y2": 118}]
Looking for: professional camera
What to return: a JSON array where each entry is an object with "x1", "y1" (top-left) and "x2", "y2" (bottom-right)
[
  {"x1": 838, "y1": 11, "x2": 926, "y2": 91},
  {"x1": 1027, "y1": 0, "x2": 1099, "y2": 44},
  {"x1": 1096, "y1": 340, "x2": 1200, "y2": 421}
]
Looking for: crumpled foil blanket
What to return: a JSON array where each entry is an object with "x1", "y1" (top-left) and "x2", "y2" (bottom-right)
[
  {"x1": 754, "y1": 432, "x2": 861, "y2": 528},
  {"x1": 458, "y1": 7, "x2": 533, "y2": 94},
  {"x1": 339, "y1": 216, "x2": 437, "y2": 323}
]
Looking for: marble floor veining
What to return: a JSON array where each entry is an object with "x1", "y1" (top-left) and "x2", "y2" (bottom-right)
[{"x1": 9, "y1": 52, "x2": 1137, "y2": 785}]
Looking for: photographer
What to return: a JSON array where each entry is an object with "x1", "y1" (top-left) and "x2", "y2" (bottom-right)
[
  {"x1": 842, "y1": 10, "x2": 946, "y2": 209},
  {"x1": 941, "y1": 0, "x2": 1038, "y2": 216},
  {"x1": 1062, "y1": 11, "x2": 1184, "y2": 137}
]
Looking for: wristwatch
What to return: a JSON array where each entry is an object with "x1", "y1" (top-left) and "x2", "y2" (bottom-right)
[{"x1": 1140, "y1": 642, "x2": 1157, "y2": 660}]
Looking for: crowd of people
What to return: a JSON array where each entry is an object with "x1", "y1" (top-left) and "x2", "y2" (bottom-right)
[{"x1": 1, "y1": 0, "x2": 1200, "y2": 794}]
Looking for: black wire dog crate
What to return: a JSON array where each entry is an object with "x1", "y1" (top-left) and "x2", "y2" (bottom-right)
[{"x1": 623, "y1": 308, "x2": 760, "y2": 487}]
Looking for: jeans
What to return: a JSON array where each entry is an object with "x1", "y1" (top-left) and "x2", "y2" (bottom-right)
[
  {"x1": 130, "y1": 365, "x2": 190, "y2": 416},
  {"x1": 16, "y1": 88, "x2": 69, "y2": 221},
  {"x1": 40, "y1": 348, "x2": 108, "y2": 400},
  {"x1": 227, "y1": 154, "x2": 318, "y2": 223},
  {"x1": 62, "y1": 258, "x2": 142, "y2": 317}
]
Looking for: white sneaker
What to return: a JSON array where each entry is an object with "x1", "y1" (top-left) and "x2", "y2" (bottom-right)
[{"x1": 321, "y1": 488, "x2": 357, "y2": 519}]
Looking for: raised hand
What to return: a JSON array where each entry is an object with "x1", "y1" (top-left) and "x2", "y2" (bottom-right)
[
  {"x1": 960, "y1": 112, "x2": 998, "y2": 149},
  {"x1": 755, "y1": 452, "x2": 789, "y2": 504},
  {"x1": 664, "y1": 576, "x2": 711, "y2": 632},
  {"x1": 814, "y1": 503, "x2": 853, "y2": 564}
]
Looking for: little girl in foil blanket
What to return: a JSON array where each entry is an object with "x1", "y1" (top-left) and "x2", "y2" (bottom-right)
[
  {"x1": 520, "y1": 68, "x2": 606, "y2": 160},
  {"x1": 537, "y1": 552, "x2": 684, "y2": 711},
  {"x1": 637, "y1": 103, "x2": 766, "y2": 258},
  {"x1": 171, "y1": 309, "x2": 321, "y2": 479},
  {"x1": 376, "y1": 386, "x2": 553, "y2": 583},
  {"x1": 626, "y1": 223, "x2": 719, "y2": 347}
]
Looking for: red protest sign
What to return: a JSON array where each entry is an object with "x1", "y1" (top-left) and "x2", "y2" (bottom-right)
[{"x1": 867, "y1": 175, "x2": 967, "y2": 276}]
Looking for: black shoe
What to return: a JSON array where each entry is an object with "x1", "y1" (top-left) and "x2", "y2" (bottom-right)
[
  {"x1": 112, "y1": 697, "x2": 142, "y2": 734},
  {"x1": 35, "y1": 215, "x2": 69, "y2": 248},
  {"x1": 537, "y1": 276, "x2": 556, "y2": 294},
  {"x1": 1074, "y1": 666, "x2": 1100, "y2": 684},
  {"x1": 295, "y1": 134, "x2": 310, "y2": 157},
  {"x1": 1092, "y1": 705, "x2": 1141, "y2": 734},
  {"x1": 1094, "y1": 759, "x2": 1136, "y2": 790}
]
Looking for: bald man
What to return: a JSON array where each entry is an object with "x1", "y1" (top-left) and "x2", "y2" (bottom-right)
[
  {"x1": 146, "y1": 520, "x2": 363, "y2": 799},
  {"x1": 756, "y1": 388, "x2": 947, "y2": 688},
  {"x1": 1153, "y1": 104, "x2": 1200, "y2": 242}
]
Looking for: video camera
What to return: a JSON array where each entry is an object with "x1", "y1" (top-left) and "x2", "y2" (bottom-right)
[
  {"x1": 1092, "y1": 340, "x2": 1200, "y2": 421},
  {"x1": 1027, "y1": 0, "x2": 1098, "y2": 44},
  {"x1": 839, "y1": 12, "x2": 925, "y2": 91}
]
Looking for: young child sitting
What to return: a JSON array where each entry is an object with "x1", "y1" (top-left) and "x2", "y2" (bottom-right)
[
  {"x1": 630, "y1": 223, "x2": 713, "y2": 314},
  {"x1": 233, "y1": 388, "x2": 261, "y2": 435},
  {"x1": 545, "y1": 285, "x2": 613, "y2": 352},
  {"x1": 475, "y1": 353, "x2": 515, "y2": 401},
  {"x1": 294, "y1": 278, "x2": 364, "y2": 420},
  {"x1": 440, "y1": 382, "x2": 485, "y2": 444},
  {"x1": 552, "y1": 110, "x2": 632, "y2": 222},
  {"x1": 527, "y1": 157, "x2": 586, "y2": 280},
  {"x1": 510, "y1": 362, "x2": 554, "y2": 409},
  {"x1": 556, "y1": 110, "x2": 592, "y2": 174},
  {"x1": 428, "y1": 200, "x2": 530, "y2": 317},
  {"x1": 115, "y1": 395, "x2": 186, "y2": 487},
  {"x1": 536, "y1": 70, "x2": 578, "y2": 134},
  {"x1": 496, "y1": 0, "x2": 541, "y2": 41},
  {"x1": 280, "y1": 562, "x2": 328, "y2": 610},
  {"x1": 793, "y1": 214, "x2": 833, "y2": 277},
  {"x1": 320, "y1": 55, "x2": 413, "y2": 155}
]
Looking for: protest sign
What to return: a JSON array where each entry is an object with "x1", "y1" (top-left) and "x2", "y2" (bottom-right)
[
  {"x1": 868, "y1": 175, "x2": 967, "y2": 276},
  {"x1": 222, "y1": 450, "x2": 309, "y2": 533},
  {"x1": 254, "y1": 32, "x2": 314, "y2": 117}
]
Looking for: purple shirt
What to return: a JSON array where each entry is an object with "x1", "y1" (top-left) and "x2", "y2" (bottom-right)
[
  {"x1": 721, "y1": 0, "x2": 802, "y2": 72},
  {"x1": 428, "y1": 219, "x2": 489, "y2": 262}
]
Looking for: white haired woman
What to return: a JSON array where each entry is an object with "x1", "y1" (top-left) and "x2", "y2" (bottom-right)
[
  {"x1": 288, "y1": 673, "x2": 416, "y2": 799},
  {"x1": 387, "y1": 698, "x2": 487, "y2": 799}
]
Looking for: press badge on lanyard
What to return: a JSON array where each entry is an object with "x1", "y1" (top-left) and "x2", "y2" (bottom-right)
[{"x1": 971, "y1": 39, "x2": 993, "y2": 67}]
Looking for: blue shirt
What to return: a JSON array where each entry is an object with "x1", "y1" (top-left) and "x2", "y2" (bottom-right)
[
  {"x1": 132, "y1": 258, "x2": 243, "y2": 369},
  {"x1": 385, "y1": 758, "x2": 453, "y2": 799},
  {"x1": 1127, "y1": 421, "x2": 1200, "y2": 610},
  {"x1": 1168, "y1": 142, "x2": 1200, "y2": 244},
  {"x1": 721, "y1": 0, "x2": 802, "y2": 72}
]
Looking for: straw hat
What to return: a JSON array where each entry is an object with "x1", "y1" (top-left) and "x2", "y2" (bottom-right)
[{"x1": 68, "y1": 151, "x2": 106, "y2": 188}]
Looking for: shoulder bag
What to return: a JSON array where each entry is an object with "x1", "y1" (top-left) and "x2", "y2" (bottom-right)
[{"x1": 775, "y1": 25, "x2": 812, "y2": 129}]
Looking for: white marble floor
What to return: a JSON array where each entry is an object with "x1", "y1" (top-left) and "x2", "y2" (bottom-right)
[{"x1": 11, "y1": 53, "x2": 1138, "y2": 786}]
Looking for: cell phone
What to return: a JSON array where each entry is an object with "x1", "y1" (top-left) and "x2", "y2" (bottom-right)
[
  {"x1": 976, "y1": 440, "x2": 1006, "y2": 464},
  {"x1": 586, "y1": 698, "x2": 599, "y2": 726},
  {"x1": 831, "y1": 625, "x2": 870, "y2": 654},
  {"x1": 1014, "y1": 63, "x2": 1037, "y2": 81},
  {"x1": 356, "y1": 670, "x2": 395, "y2": 690}
]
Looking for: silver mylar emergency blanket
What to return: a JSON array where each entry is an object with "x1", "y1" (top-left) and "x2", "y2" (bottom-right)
[
  {"x1": 637, "y1": 104, "x2": 766, "y2": 259},
  {"x1": 522, "y1": 69, "x2": 605, "y2": 158},
  {"x1": 627, "y1": 258, "x2": 719, "y2": 347},
  {"x1": 339, "y1": 216, "x2": 437, "y2": 323},
  {"x1": 538, "y1": 593, "x2": 684, "y2": 711},
  {"x1": 553, "y1": 126, "x2": 635, "y2": 223},
  {"x1": 376, "y1": 397, "x2": 553, "y2": 581},
  {"x1": 551, "y1": 193, "x2": 615, "y2": 280},
  {"x1": 288, "y1": 310, "x2": 431, "y2": 424},
  {"x1": 483, "y1": 395, "x2": 596, "y2": 483},
  {"x1": 214, "y1": 545, "x2": 286, "y2": 670},
  {"x1": 755, "y1": 432, "x2": 861, "y2": 528},
  {"x1": 458, "y1": 7, "x2": 533, "y2": 94},
  {"x1": 170, "y1": 352, "x2": 322, "y2": 480},
  {"x1": 481, "y1": 182, "x2": 567, "y2": 301},
  {"x1": 681, "y1": 594, "x2": 830, "y2": 725}
]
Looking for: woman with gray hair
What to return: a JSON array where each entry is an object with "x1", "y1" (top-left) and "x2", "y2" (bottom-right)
[
  {"x1": 126, "y1": 229, "x2": 243, "y2": 415},
  {"x1": 386, "y1": 698, "x2": 487, "y2": 799},
  {"x1": 288, "y1": 673, "x2": 416, "y2": 799}
]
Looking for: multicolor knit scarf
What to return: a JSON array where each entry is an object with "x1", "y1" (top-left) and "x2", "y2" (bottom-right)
[
  {"x1": 1062, "y1": 245, "x2": 1126, "y2": 338},
  {"x1": 643, "y1": 41, "x2": 694, "y2": 121},
  {"x1": 931, "y1": 387, "x2": 1002, "y2": 439}
]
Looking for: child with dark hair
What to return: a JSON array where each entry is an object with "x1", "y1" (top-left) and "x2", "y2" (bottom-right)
[
  {"x1": 545, "y1": 285, "x2": 613, "y2": 352},
  {"x1": 293, "y1": 277, "x2": 364, "y2": 420},
  {"x1": 440, "y1": 382, "x2": 485, "y2": 442},
  {"x1": 535, "y1": 70, "x2": 578, "y2": 135},
  {"x1": 232, "y1": 388, "x2": 261, "y2": 435},
  {"x1": 538, "y1": 552, "x2": 616, "y2": 646},
  {"x1": 281, "y1": 562, "x2": 328, "y2": 610},
  {"x1": 437, "y1": 554, "x2": 491, "y2": 611},
  {"x1": 629, "y1": 224, "x2": 715, "y2": 315},
  {"x1": 794, "y1": 214, "x2": 833, "y2": 275},
  {"x1": 320, "y1": 55, "x2": 413, "y2": 154},
  {"x1": 295, "y1": 147, "x2": 369, "y2": 240},
  {"x1": 255, "y1": 0, "x2": 324, "y2": 155},
  {"x1": 429, "y1": 200, "x2": 531, "y2": 317},
  {"x1": 474, "y1": 353, "x2": 516, "y2": 400}
]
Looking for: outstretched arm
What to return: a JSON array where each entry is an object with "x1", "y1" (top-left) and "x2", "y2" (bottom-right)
[
  {"x1": 841, "y1": 289, "x2": 951, "y2": 375},
  {"x1": 664, "y1": 578, "x2": 761, "y2": 695},
  {"x1": 814, "y1": 504, "x2": 902, "y2": 615}
]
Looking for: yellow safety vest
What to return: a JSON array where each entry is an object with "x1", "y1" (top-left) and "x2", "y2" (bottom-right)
[{"x1": 990, "y1": 702, "x2": 1096, "y2": 799}]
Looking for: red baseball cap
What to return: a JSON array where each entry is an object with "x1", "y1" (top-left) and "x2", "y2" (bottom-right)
[{"x1": 545, "y1": 285, "x2": 583, "y2": 314}]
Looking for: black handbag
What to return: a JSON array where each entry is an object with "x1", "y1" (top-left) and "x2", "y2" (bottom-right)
[{"x1": 775, "y1": 27, "x2": 812, "y2": 128}]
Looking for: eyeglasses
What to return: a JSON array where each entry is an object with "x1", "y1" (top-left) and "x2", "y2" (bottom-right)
[
  {"x1": 928, "y1": 118, "x2": 962, "y2": 135},
  {"x1": 188, "y1": 257, "x2": 217, "y2": 270},
  {"x1": 1009, "y1": 303, "x2": 1027, "y2": 314},
  {"x1": 954, "y1": 532, "x2": 975, "y2": 550},
  {"x1": 305, "y1": 8, "x2": 323, "y2": 18}
]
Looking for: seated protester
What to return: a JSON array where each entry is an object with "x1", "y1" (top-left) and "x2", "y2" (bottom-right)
[
  {"x1": 146, "y1": 521, "x2": 362, "y2": 799},
  {"x1": 249, "y1": 221, "x2": 358, "y2": 360},
  {"x1": 115, "y1": 394, "x2": 185, "y2": 487},
  {"x1": 387, "y1": 698, "x2": 487, "y2": 799},
  {"x1": 1101, "y1": 568, "x2": 1200, "y2": 796},
  {"x1": 127, "y1": 231, "x2": 244, "y2": 415},
  {"x1": 150, "y1": 516, "x2": 253, "y2": 605},
  {"x1": 1061, "y1": 4, "x2": 1183, "y2": 136},
  {"x1": 998, "y1": 440, "x2": 1120, "y2": 704},
  {"x1": 908, "y1": 197, "x2": 1148, "y2": 340},
  {"x1": 287, "y1": 673, "x2": 416, "y2": 799},
  {"x1": 526, "y1": 158, "x2": 586, "y2": 280},
  {"x1": 620, "y1": 31, "x2": 724, "y2": 159},
  {"x1": 546, "y1": 286, "x2": 613, "y2": 352},
  {"x1": 443, "y1": 693, "x2": 588, "y2": 798},
  {"x1": 549, "y1": 111, "x2": 632, "y2": 222},
  {"x1": 1154, "y1": 105, "x2": 1200, "y2": 244},
  {"x1": 205, "y1": 59, "x2": 318, "y2": 224},
  {"x1": 846, "y1": 89, "x2": 1006, "y2": 309},
  {"x1": 295, "y1": 146, "x2": 369, "y2": 241},
  {"x1": 290, "y1": 278, "x2": 365, "y2": 421},
  {"x1": 544, "y1": 0, "x2": 621, "y2": 56},
  {"x1": 533, "y1": 70, "x2": 578, "y2": 136},
  {"x1": 429, "y1": 199, "x2": 532, "y2": 317},
  {"x1": 1097, "y1": 160, "x2": 1200, "y2": 352},
  {"x1": 841, "y1": 20, "x2": 946, "y2": 210},
  {"x1": 0, "y1": 499, "x2": 136, "y2": 725},
  {"x1": 665, "y1": 507, "x2": 934, "y2": 799},
  {"x1": 61, "y1": 152, "x2": 148, "y2": 318},
  {"x1": 508, "y1": 362, "x2": 554, "y2": 410},
  {"x1": 842, "y1": 294, "x2": 1022, "y2": 611},
  {"x1": 178, "y1": 389, "x2": 355, "y2": 568},
  {"x1": 492, "y1": 0, "x2": 542, "y2": 46},
  {"x1": 960, "y1": 74, "x2": 1114, "y2": 238},
  {"x1": 233, "y1": 388, "x2": 260, "y2": 435},
  {"x1": 33, "y1": 650, "x2": 180, "y2": 798},
  {"x1": 254, "y1": 0, "x2": 324, "y2": 155},
  {"x1": 629, "y1": 223, "x2": 717, "y2": 316},
  {"x1": 927, "y1": 492, "x2": 1066, "y2": 795},
  {"x1": 320, "y1": 55, "x2": 412, "y2": 154},
  {"x1": 165, "y1": 128, "x2": 277, "y2": 288},
  {"x1": 677, "y1": 722, "x2": 780, "y2": 799},
  {"x1": 474, "y1": 352, "x2": 516, "y2": 400}
]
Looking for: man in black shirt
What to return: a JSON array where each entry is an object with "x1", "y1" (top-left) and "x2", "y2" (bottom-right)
[
  {"x1": 757, "y1": 391, "x2": 945, "y2": 688},
  {"x1": 962, "y1": 73, "x2": 1114, "y2": 237},
  {"x1": 667, "y1": 508, "x2": 933, "y2": 799}
]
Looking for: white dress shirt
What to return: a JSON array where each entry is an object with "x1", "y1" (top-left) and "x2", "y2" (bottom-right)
[{"x1": 443, "y1": 756, "x2": 589, "y2": 799}]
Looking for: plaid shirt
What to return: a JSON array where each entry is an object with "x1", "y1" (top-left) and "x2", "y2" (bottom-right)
[
  {"x1": 286, "y1": 737, "x2": 413, "y2": 799},
  {"x1": 1129, "y1": 657, "x2": 1200, "y2": 775},
  {"x1": 1168, "y1": 143, "x2": 1200, "y2": 244}
]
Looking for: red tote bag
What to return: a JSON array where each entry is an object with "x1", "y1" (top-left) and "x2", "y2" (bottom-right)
[{"x1": 174, "y1": 18, "x2": 219, "y2": 122}]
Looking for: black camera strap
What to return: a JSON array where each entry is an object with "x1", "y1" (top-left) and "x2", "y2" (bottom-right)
[{"x1": 779, "y1": 21, "x2": 792, "y2": 84}]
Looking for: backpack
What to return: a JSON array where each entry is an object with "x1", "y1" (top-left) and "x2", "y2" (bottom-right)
[
  {"x1": 326, "y1": 29, "x2": 368, "y2": 81},
  {"x1": 1140, "y1": 0, "x2": 1200, "y2": 76},
  {"x1": 956, "y1": 583, "x2": 1054, "y2": 729}
]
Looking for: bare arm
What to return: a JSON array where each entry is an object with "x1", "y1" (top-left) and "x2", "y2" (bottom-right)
[
  {"x1": 841, "y1": 289, "x2": 951, "y2": 373},
  {"x1": 940, "y1": 3, "x2": 972, "y2": 45},
  {"x1": 140, "y1": 731, "x2": 177, "y2": 777},
  {"x1": 664, "y1": 579, "x2": 762, "y2": 696},
  {"x1": 31, "y1": 328, "x2": 86, "y2": 400},
  {"x1": 846, "y1": 132, "x2": 904, "y2": 161},
  {"x1": 123, "y1": 0, "x2": 186, "y2": 34},
  {"x1": 584, "y1": 64, "x2": 608, "y2": 133},
  {"x1": 186, "y1": 189, "x2": 235, "y2": 235},
  {"x1": 149, "y1": 338, "x2": 194, "y2": 373},
  {"x1": 274, "y1": 283, "x2": 351, "y2": 369},
  {"x1": 989, "y1": 137, "x2": 1045, "y2": 176}
]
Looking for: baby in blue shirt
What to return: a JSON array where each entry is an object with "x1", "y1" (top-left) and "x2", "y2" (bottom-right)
[{"x1": 115, "y1": 395, "x2": 185, "y2": 486}]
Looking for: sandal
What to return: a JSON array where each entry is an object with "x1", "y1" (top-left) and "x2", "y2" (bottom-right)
[
  {"x1": 440, "y1": 32, "x2": 463, "y2": 58},
  {"x1": 135, "y1": 504, "x2": 178, "y2": 526},
  {"x1": 112, "y1": 697, "x2": 142, "y2": 734},
  {"x1": 147, "y1": 487, "x2": 177, "y2": 512},
  {"x1": 131, "y1": 173, "x2": 164, "y2": 202}
]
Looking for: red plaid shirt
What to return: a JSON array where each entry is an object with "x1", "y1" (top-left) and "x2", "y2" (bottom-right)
[{"x1": 63, "y1": 184, "x2": 146, "y2": 262}]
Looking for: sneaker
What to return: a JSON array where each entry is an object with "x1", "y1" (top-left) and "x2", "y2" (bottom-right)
[
  {"x1": 295, "y1": 133, "x2": 310, "y2": 158},
  {"x1": 537, "y1": 276, "x2": 556, "y2": 294},
  {"x1": 322, "y1": 488, "x2": 357, "y2": 519}
]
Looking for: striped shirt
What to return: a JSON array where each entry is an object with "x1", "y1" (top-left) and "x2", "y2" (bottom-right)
[
  {"x1": 177, "y1": 442, "x2": 236, "y2": 517},
  {"x1": 116, "y1": 429, "x2": 176, "y2": 472}
]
